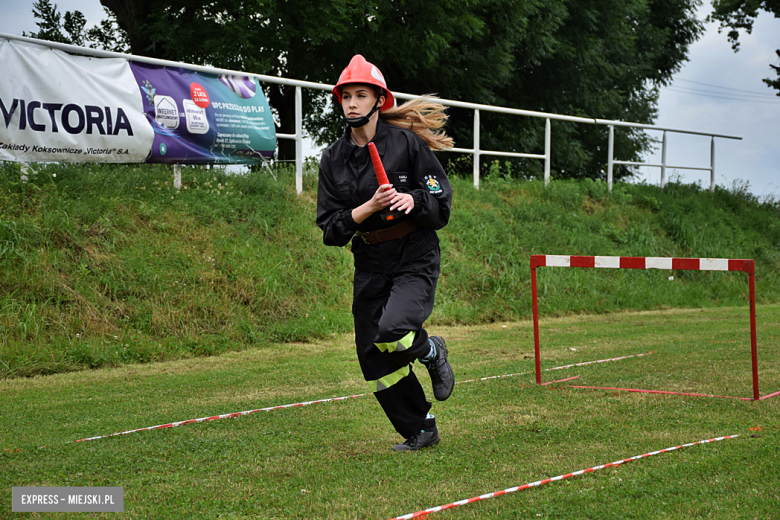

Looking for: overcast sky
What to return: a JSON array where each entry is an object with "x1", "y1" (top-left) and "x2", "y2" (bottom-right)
[
  {"x1": 643, "y1": 4, "x2": 779, "y2": 201},
  {"x1": 1, "y1": 1, "x2": 777, "y2": 199}
]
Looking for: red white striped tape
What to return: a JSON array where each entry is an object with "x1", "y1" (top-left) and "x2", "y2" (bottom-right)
[
  {"x1": 67, "y1": 394, "x2": 366, "y2": 444},
  {"x1": 759, "y1": 389, "x2": 780, "y2": 400},
  {"x1": 456, "y1": 352, "x2": 651, "y2": 384},
  {"x1": 547, "y1": 352, "x2": 651, "y2": 371},
  {"x1": 61, "y1": 353, "x2": 650, "y2": 446},
  {"x1": 570, "y1": 385, "x2": 780, "y2": 401},
  {"x1": 388, "y1": 435, "x2": 739, "y2": 520},
  {"x1": 569, "y1": 385, "x2": 752, "y2": 401},
  {"x1": 541, "y1": 375, "x2": 580, "y2": 385},
  {"x1": 530, "y1": 255, "x2": 754, "y2": 273}
]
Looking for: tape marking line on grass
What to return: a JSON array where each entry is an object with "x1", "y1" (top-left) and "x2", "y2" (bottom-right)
[
  {"x1": 542, "y1": 375, "x2": 580, "y2": 385},
  {"x1": 60, "y1": 353, "x2": 649, "y2": 446},
  {"x1": 569, "y1": 385, "x2": 755, "y2": 401},
  {"x1": 65, "y1": 394, "x2": 367, "y2": 445},
  {"x1": 456, "y1": 352, "x2": 651, "y2": 384},
  {"x1": 388, "y1": 434, "x2": 739, "y2": 520}
]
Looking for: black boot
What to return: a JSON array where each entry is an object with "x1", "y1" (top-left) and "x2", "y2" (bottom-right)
[
  {"x1": 392, "y1": 417, "x2": 439, "y2": 451},
  {"x1": 421, "y1": 336, "x2": 454, "y2": 401}
]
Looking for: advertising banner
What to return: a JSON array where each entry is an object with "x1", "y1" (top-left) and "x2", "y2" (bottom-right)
[
  {"x1": 130, "y1": 64, "x2": 275, "y2": 164},
  {"x1": 0, "y1": 39, "x2": 153, "y2": 163},
  {"x1": 0, "y1": 38, "x2": 276, "y2": 165}
]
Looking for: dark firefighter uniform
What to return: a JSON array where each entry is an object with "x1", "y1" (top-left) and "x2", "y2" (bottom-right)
[{"x1": 316, "y1": 117, "x2": 453, "y2": 438}]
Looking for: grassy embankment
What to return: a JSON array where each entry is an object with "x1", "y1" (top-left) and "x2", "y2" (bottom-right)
[{"x1": 1, "y1": 161, "x2": 779, "y2": 378}]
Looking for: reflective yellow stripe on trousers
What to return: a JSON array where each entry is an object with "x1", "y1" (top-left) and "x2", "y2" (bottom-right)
[
  {"x1": 368, "y1": 364, "x2": 411, "y2": 392},
  {"x1": 375, "y1": 331, "x2": 415, "y2": 353}
]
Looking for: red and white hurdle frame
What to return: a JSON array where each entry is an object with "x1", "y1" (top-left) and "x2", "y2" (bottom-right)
[{"x1": 529, "y1": 255, "x2": 760, "y2": 400}]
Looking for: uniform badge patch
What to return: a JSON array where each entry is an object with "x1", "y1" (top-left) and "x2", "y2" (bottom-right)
[{"x1": 424, "y1": 176, "x2": 442, "y2": 193}]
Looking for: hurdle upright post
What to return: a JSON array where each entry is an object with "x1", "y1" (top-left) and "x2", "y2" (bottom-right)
[
  {"x1": 530, "y1": 256, "x2": 542, "y2": 384},
  {"x1": 747, "y1": 260, "x2": 759, "y2": 400}
]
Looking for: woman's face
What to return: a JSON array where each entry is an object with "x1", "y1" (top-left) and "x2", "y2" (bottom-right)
[{"x1": 341, "y1": 84, "x2": 384, "y2": 119}]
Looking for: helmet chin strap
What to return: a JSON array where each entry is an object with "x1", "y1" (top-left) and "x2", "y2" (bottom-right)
[{"x1": 343, "y1": 98, "x2": 382, "y2": 128}]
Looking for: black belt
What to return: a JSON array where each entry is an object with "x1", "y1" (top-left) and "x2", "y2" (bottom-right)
[{"x1": 356, "y1": 220, "x2": 420, "y2": 244}]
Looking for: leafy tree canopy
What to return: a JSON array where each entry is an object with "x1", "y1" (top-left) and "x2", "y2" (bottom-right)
[
  {"x1": 27, "y1": 0, "x2": 704, "y2": 180},
  {"x1": 709, "y1": 0, "x2": 780, "y2": 94},
  {"x1": 23, "y1": 0, "x2": 128, "y2": 52}
]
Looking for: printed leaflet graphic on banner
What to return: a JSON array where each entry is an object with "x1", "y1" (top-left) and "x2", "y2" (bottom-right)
[{"x1": 131, "y1": 65, "x2": 275, "y2": 164}]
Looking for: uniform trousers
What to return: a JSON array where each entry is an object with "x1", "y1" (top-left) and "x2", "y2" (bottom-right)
[{"x1": 352, "y1": 246, "x2": 440, "y2": 438}]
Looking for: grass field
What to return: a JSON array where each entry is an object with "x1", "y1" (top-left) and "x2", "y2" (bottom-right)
[{"x1": 2, "y1": 304, "x2": 778, "y2": 519}]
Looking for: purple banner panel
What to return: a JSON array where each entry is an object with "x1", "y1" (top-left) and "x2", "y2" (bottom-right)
[{"x1": 130, "y1": 64, "x2": 275, "y2": 164}]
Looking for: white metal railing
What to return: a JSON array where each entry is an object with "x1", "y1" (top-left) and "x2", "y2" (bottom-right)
[
  {"x1": 606, "y1": 124, "x2": 725, "y2": 192},
  {"x1": 0, "y1": 32, "x2": 742, "y2": 193}
]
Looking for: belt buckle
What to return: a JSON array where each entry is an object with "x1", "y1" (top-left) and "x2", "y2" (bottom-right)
[{"x1": 357, "y1": 231, "x2": 371, "y2": 244}]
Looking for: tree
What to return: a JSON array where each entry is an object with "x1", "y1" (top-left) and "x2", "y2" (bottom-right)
[
  {"x1": 24, "y1": 0, "x2": 129, "y2": 52},
  {"x1": 98, "y1": 0, "x2": 360, "y2": 160},
  {"x1": 709, "y1": 0, "x2": 780, "y2": 94},
  {"x1": 340, "y1": 0, "x2": 703, "y2": 178},
  {"x1": 29, "y1": 0, "x2": 704, "y2": 179},
  {"x1": 457, "y1": 0, "x2": 704, "y2": 179}
]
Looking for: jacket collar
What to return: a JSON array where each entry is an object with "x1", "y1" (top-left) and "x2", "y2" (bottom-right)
[{"x1": 341, "y1": 117, "x2": 389, "y2": 164}]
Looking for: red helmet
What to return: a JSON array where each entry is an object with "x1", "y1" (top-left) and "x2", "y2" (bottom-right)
[{"x1": 332, "y1": 55, "x2": 395, "y2": 111}]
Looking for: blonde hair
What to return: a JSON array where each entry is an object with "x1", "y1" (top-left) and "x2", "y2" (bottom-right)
[{"x1": 380, "y1": 96, "x2": 454, "y2": 151}]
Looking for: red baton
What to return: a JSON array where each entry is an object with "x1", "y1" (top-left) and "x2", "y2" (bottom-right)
[{"x1": 368, "y1": 142, "x2": 390, "y2": 186}]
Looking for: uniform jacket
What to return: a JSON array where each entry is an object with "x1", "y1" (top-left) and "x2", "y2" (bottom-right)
[{"x1": 317, "y1": 118, "x2": 453, "y2": 273}]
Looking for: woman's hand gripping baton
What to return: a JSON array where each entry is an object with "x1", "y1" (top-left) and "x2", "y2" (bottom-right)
[
  {"x1": 368, "y1": 142, "x2": 390, "y2": 186},
  {"x1": 368, "y1": 142, "x2": 404, "y2": 220}
]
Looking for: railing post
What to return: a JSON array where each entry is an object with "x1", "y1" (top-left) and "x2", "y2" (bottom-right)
[
  {"x1": 473, "y1": 109, "x2": 480, "y2": 189},
  {"x1": 710, "y1": 136, "x2": 716, "y2": 193},
  {"x1": 660, "y1": 130, "x2": 667, "y2": 189},
  {"x1": 20, "y1": 162, "x2": 30, "y2": 182},
  {"x1": 295, "y1": 86, "x2": 303, "y2": 195},
  {"x1": 544, "y1": 118, "x2": 551, "y2": 186},
  {"x1": 607, "y1": 124, "x2": 614, "y2": 193}
]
